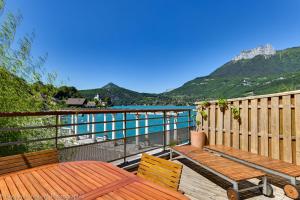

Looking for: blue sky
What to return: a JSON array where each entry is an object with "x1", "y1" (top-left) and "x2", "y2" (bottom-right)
[{"x1": 6, "y1": 0, "x2": 300, "y2": 93}]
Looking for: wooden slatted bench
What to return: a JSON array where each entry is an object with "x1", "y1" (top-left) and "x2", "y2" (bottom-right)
[
  {"x1": 204, "y1": 145, "x2": 300, "y2": 199},
  {"x1": 171, "y1": 145, "x2": 273, "y2": 200},
  {"x1": 0, "y1": 149, "x2": 58, "y2": 176}
]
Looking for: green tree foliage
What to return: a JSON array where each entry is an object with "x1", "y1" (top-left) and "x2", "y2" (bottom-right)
[
  {"x1": 0, "y1": 0, "x2": 59, "y2": 156},
  {"x1": 54, "y1": 86, "x2": 82, "y2": 100}
]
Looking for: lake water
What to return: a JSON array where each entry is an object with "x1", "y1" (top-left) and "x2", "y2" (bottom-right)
[{"x1": 65, "y1": 105, "x2": 196, "y2": 139}]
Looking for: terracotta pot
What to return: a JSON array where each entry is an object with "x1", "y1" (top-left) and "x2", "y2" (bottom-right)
[{"x1": 190, "y1": 130, "x2": 206, "y2": 149}]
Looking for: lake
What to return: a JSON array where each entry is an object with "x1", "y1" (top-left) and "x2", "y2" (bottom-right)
[{"x1": 64, "y1": 105, "x2": 196, "y2": 140}]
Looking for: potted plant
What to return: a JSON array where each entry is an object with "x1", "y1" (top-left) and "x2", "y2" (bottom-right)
[
  {"x1": 232, "y1": 106, "x2": 241, "y2": 123},
  {"x1": 200, "y1": 110, "x2": 208, "y2": 120},
  {"x1": 190, "y1": 109, "x2": 207, "y2": 149},
  {"x1": 218, "y1": 98, "x2": 228, "y2": 112},
  {"x1": 200, "y1": 101, "x2": 210, "y2": 109}
]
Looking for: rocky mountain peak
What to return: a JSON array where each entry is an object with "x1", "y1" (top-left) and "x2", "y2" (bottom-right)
[
  {"x1": 232, "y1": 44, "x2": 276, "y2": 62},
  {"x1": 102, "y1": 82, "x2": 119, "y2": 89}
]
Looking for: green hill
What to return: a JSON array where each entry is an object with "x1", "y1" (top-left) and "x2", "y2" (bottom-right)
[
  {"x1": 167, "y1": 46, "x2": 300, "y2": 100},
  {"x1": 79, "y1": 83, "x2": 172, "y2": 105}
]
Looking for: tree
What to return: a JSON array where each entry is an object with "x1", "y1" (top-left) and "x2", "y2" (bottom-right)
[
  {"x1": 0, "y1": 0, "x2": 59, "y2": 156},
  {"x1": 0, "y1": 0, "x2": 57, "y2": 112},
  {"x1": 103, "y1": 97, "x2": 112, "y2": 106},
  {"x1": 54, "y1": 86, "x2": 81, "y2": 100}
]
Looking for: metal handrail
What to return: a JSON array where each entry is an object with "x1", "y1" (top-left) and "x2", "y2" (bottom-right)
[
  {"x1": 0, "y1": 108, "x2": 190, "y2": 117},
  {"x1": 0, "y1": 108, "x2": 195, "y2": 163},
  {"x1": 0, "y1": 114, "x2": 190, "y2": 132}
]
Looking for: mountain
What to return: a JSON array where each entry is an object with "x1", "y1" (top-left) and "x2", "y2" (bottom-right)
[
  {"x1": 79, "y1": 45, "x2": 300, "y2": 104},
  {"x1": 79, "y1": 82, "x2": 173, "y2": 105},
  {"x1": 211, "y1": 46, "x2": 300, "y2": 78},
  {"x1": 167, "y1": 45, "x2": 300, "y2": 100}
]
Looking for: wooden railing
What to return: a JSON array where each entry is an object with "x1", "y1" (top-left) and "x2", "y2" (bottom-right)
[{"x1": 195, "y1": 90, "x2": 300, "y2": 165}]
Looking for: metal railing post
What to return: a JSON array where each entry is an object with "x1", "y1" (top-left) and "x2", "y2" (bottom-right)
[
  {"x1": 174, "y1": 112, "x2": 178, "y2": 144},
  {"x1": 166, "y1": 113, "x2": 170, "y2": 146},
  {"x1": 163, "y1": 111, "x2": 166, "y2": 151},
  {"x1": 135, "y1": 113, "x2": 140, "y2": 149},
  {"x1": 112, "y1": 114, "x2": 116, "y2": 140},
  {"x1": 91, "y1": 114, "x2": 96, "y2": 142},
  {"x1": 55, "y1": 115, "x2": 58, "y2": 149},
  {"x1": 87, "y1": 114, "x2": 90, "y2": 133},
  {"x1": 188, "y1": 110, "x2": 191, "y2": 144},
  {"x1": 145, "y1": 113, "x2": 149, "y2": 146},
  {"x1": 123, "y1": 112, "x2": 127, "y2": 163}
]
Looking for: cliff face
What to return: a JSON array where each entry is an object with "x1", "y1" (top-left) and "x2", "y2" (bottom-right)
[{"x1": 232, "y1": 44, "x2": 276, "y2": 61}]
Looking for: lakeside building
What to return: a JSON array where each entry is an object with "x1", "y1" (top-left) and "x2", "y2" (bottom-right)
[{"x1": 65, "y1": 98, "x2": 87, "y2": 107}]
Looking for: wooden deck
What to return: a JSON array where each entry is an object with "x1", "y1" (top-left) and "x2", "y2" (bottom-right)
[{"x1": 175, "y1": 158, "x2": 291, "y2": 200}]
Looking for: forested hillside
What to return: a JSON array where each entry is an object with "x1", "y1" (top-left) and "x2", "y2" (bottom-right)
[{"x1": 167, "y1": 46, "x2": 300, "y2": 100}]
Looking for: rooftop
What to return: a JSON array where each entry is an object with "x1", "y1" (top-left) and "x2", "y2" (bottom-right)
[{"x1": 65, "y1": 98, "x2": 87, "y2": 106}]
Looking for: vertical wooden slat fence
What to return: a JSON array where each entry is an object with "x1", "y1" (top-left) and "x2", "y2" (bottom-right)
[
  {"x1": 232, "y1": 101, "x2": 240, "y2": 149},
  {"x1": 250, "y1": 99, "x2": 258, "y2": 154},
  {"x1": 209, "y1": 104, "x2": 216, "y2": 145},
  {"x1": 196, "y1": 90, "x2": 300, "y2": 165},
  {"x1": 217, "y1": 107, "x2": 223, "y2": 145},
  {"x1": 224, "y1": 108, "x2": 231, "y2": 147}
]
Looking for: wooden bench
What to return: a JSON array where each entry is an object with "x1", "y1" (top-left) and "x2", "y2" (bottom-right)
[
  {"x1": 0, "y1": 149, "x2": 58, "y2": 176},
  {"x1": 137, "y1": 153, "x2": 183, "y2": 191},
  {"x1": 205, "y1": 145, "x2": 300, "y2": 199},
  {"x1": 171, "y1": 145, "x2": 273, "y2": 200}
]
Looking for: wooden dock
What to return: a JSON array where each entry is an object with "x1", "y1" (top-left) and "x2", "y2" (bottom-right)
[{"x1": 174, "y1": 158, "x2": 291, "y2": 200}]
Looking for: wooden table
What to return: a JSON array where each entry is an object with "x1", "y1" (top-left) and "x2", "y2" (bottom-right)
[{"x1": 0, "y1": 161, "x2": 188, "y2": 200}]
